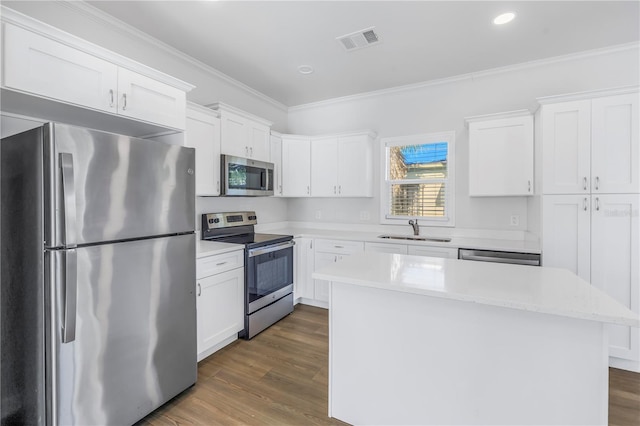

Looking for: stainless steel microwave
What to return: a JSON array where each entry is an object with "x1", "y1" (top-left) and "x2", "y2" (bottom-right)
[{"x1": 221, "y1": 154, "x2": 274, "y2": 196}]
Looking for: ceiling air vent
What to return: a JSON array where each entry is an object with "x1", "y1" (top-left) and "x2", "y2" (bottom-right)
[{"x1": 337, "y1": 27, "x2": 381, "y2": 51}]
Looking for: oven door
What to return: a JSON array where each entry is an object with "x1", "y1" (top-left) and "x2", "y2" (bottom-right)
[{"x1": 246, "y1": 240, "x2": 294, "y2": 314}]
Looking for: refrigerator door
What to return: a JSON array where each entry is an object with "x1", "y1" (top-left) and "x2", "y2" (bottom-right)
[
  {"x1": 47, "y1": 234, "x2": 196, "y2": 425},
  {"x1": 43, "y1": 123, "x2": 195, "y2": 248}
]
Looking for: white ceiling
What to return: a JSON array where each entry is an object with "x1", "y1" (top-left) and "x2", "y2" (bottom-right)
[{"x1": 85, "y1": 1, "x2": 639, "y2": 107}]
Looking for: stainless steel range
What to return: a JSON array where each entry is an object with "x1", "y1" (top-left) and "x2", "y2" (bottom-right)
[{"x1": 201, "y1": 212, "x2": 294, "y2": 339}]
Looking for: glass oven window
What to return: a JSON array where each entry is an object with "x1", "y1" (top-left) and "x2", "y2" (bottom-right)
[{"x1": 248, "y1": 248, "x2": 293, "y2": 303}]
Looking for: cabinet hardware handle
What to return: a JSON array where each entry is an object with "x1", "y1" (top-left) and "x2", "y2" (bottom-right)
[
  {"x1": 335, "y1": 245, "x2": 344, "y2": 249},
  {"x1": 122, "y1": 93, "x2": 127, "y2": 110},
  {"x1": 334, "y1": 255, "x2": 337, "y2": 262},
  {"x1": 245, "y1": 146, "x2": 249, "y2": 156},
  {"x1": 307, "y1": 186, "x2": 310, "y2": 195},
  {"x1": 527, "y1": 180, "x2": 531, "y2": 193},
  {"x1": 279, "y1": 184, "x2": 282, "y2": 194},
  {"x1": 197, "y1": 283, "x2": 201, "y2": 296},
  {"x1": 595, "y1": 176, "x2": 600, "y2": 190},
  {"x1": 583, "y1": 177, "x2": 587, "y2": 191},
  {"x1": 109, "y1": 89, "x2": 114, "y2": 107},
  {"x1": 595, "y1": 197, "x2": 600, "y2": 211},
  {"x1": 583, "y1": 198, "x2": 588, "y2": 211},
  {"x1": 216, "y1": 262, "x2": 227, "y2": 266},
  {"x1": 250, "y1": 147, "x2": 253, "y2": 157},
  {"x1": 338, "y1": 185, "x2": 342, "y2": 194},
  {"x1": 310, "y1": 240, "x2": 313, "y2": 249}
]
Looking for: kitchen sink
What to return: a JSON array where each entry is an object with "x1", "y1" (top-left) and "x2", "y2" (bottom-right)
[{"x1": 378, "y1": 235, "x2": 451, "y2": 243}]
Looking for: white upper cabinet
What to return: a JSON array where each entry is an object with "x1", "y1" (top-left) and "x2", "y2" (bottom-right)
[
  {"x1": 208, "y1": 103, "x2": 272, "y2": 162},
  {"x1": 540, "y1": 90, "x2": 639, "y2": 195},
  {"x1": 185, "y1": 103, "x2": 221, "y2": 196},
  {"x1": 337, "y1": 133, "x2": 374, "y2": 197},
  {"x1": 281, "y1": 135, "x2": 311, "y2": 197},
  {"x1": 466, "y1": 110, "x2": 533, "y2": 196},
  {"x1": 270, "y1": 132, "x2": 284, "y2": 196},
  {"x1": 591, "y1": 94, "x2": 639, "y2": 194},
  {"x1": 116, "y1": 68, "x2": 186, "y2": 130},
  {"x1": 311, "y1": 136, "x2": 339, "y2": 196},
  {"x1": 1, "y1": 21, "x2": 191, "y2": 131},
  {"x1": 309, "y1": 132, "x2": 375, "y2": 197},
  {"x1": 3, "y1": 23, "x2": 118, "y2": 113}
]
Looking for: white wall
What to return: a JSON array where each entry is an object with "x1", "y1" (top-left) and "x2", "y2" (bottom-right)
[{"x1": 287, "y1": 45, "x2": 640, "y2": 234}]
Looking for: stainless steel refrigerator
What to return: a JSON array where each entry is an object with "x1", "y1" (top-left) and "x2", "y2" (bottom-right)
[{"x1": 1, "y1": 123, "x2": 197, "y2": 425}]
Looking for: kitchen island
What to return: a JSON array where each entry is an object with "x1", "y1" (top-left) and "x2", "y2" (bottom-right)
[{"x1": 313, "y1": 253, "x2": 639, "y2": 425}]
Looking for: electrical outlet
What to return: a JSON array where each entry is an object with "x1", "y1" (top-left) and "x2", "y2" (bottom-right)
[
  {"x1": 510, "y1": 215, "x2": 520, "y2": 226},
  {"x1": 315, "y1": 210, "x2": 322, "y2": 220},
  {"x1": 359, "y1": 211, "x2": 370, "y2": 221}
]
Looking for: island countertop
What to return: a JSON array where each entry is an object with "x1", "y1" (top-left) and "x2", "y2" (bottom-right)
[{"x1": 313, "y1": 252, "x2": 639, "y2": 327}]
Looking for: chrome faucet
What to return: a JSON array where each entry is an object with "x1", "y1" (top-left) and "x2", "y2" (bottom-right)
[{"x1": 408, "y1": 219, "x2": 419, "y2": 236}]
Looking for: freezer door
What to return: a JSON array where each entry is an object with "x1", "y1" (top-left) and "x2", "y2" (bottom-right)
[
  {"x1": 47, "y1": 234, "x2": 196, "y2": 425},
  {"x1": 44, "y1": 123, "x2": 195, "y2": 248}
]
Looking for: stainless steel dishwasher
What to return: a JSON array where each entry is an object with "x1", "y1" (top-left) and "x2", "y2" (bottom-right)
[{"x1": 458, "y1": 248, "x2": 541, "y2": 266}]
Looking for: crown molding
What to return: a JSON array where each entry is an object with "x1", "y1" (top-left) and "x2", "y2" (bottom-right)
[
  {"x1": 465, "y1": 109, "x2": 532, "y2": 125},
  {"x1": 57, "y1": 0, "x2": 288, "y2": 112},
  {"x1": 289, "y1": 41, "x2": 640, "y2": 113},
  {"x1": 536, "y1": 85, "x2": 639, "y2": 105},
  {"x1": 206, "y1": 102, "x2": 274, "y2": 127}
]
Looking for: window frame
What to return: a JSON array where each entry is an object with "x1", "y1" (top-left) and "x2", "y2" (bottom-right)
[{"x1": 379, "y1": 131, "x2": 456, "y2": 227}]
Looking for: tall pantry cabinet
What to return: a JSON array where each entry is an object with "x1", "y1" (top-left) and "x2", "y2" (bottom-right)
[{"x1": 539, "y1": 88, "x2": 640, "y2": 372}]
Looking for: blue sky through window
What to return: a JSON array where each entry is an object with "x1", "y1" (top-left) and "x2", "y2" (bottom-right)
[{"x1": 400, "y1": 142, "x2": 447, "y2": 165}]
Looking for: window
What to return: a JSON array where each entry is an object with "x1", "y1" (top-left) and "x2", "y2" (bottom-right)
[{"x1": 380, "y1": 131, "x2": 455, "y2": 226}]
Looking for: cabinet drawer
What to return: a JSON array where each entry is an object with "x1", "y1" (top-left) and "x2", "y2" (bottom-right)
[
  {"x1": 197, "y1": 249, "x2": 244, "y2": 278},
  {"x1": 407, "y1": 246, "x2": 458, "y2": 259},
  {"x1": 315, "y1": 239, "x2": 364, "y2": 255}
]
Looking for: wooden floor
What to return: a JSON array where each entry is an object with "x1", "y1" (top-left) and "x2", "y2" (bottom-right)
[{"x1": 139, "y1": 304, "x2": 639, "y2": 426}]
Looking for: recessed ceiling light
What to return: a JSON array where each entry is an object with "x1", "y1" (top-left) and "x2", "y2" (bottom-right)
[
  {"x1": 493, "y1": 12, "x2": 516, "y2": 25},
  {"x1": 298, "y1": 65, "x2": 314, "y2": 75}
]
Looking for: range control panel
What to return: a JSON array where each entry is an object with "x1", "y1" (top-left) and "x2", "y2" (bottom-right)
[{"x1": 201, "y1": 211, "x2": 258, "y2": 231}]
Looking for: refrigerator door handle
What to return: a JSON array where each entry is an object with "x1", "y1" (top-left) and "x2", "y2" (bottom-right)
[
  {"x1": 61, "y1": 249, "x2": 78, "y2": 343},
  {"x1": 59, "y1": 153, "x2": 77, "y2": 248}
]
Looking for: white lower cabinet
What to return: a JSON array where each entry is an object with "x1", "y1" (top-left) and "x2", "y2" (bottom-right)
[
  {"x1": 312, "y1": 239, "x2": 364, "y2": 306},
  {"x1": 293, "y1": 237, "x2": 315, "y2": 301},
  {"x1": 407, "y1": 245, "x2": 458, "y2": 258},
  {"x1": 543, "y1": 194, "x2": 640, "y2": 372},
  {"x1": 196, "y1": 249, "x2": 244, "y2": 362},
  {"x1": 365, "y1": 242, "x2": 408, "y2": 254}
]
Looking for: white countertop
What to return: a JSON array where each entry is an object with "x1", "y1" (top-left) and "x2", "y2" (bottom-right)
[
  {"x1": 196, "y1": 240, "x2": 243, "y2": 258},
  {"x1": 313, "y1": 252, "x2": 639, "y2": 327},
  {"x1": 262, "y1": 226, "x2": 541, "y2": 253}
]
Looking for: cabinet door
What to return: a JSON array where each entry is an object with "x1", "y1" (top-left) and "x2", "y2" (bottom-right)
[
  {"x1": 185, "y1": 106, "x2": 221, "y2": 196},
  {"x1": 365, "y1": 242, "x2": 408, "y2": 254},
  {"x1": 541, "y1": 101, "x2": 591, "y2": 194},
  {"x1": 220, "y1": 110, "x2": 248, "y2": 158},
  {"x1": 117, "y1": 68, "x2": 186, "y2": 130},
  {"x1": 591, "y1": 194, "x2": 640, "y2": 362},
  {"x1": 3, "y1": 23, "x2": 117, "y2": 114},
  {"x1": 591, "y1": 93, "x2": 639, "y2": 194},
  {"x1": 313, "y1": 252, "x2": 337, "y2": 302},
  {"x1": 541, "y1": 195, "x2": 591, "y2": 282},
  {"x1": 294, "y1": 237, "x2": 315, "y2": 300},
  {"x1": 311, "y1": 137, "x2": 339, "y2": 196},
  {"x1": 270, "y1": 134, "x2": 283, "y2": 196},
  {"x1": 248, "y1": 123, "x2": 270, "y2": 162},
  {"x1": 196, "y1": 268, "x2": 244, "y2": 361},
  {"x1": 469, "y1": 115, "x2": 533, "y2": 196},
  {"x1": 338, "y1": 134, "x2": 374, "y2": 197},
  {"x1": 407, "y1": 245, "x2": 457, "y2": 258},
  {"x1": 282, "y1": 138, "x2": 311, "y2": 197}
]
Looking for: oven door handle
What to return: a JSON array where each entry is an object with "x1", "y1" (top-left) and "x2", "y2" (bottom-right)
[{"x1": 248, "y1": 240, "x2": 295, "y2": 258}]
